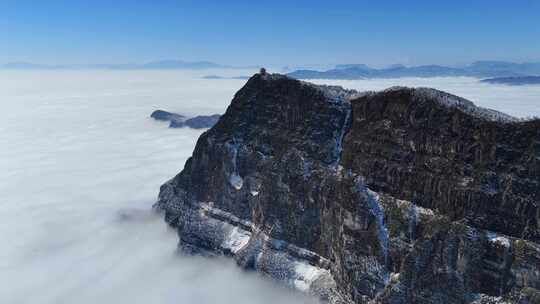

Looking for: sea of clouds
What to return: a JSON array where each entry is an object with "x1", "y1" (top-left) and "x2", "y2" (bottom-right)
[{"x1": 0, "y1": 69, "x2": 538, "y2": 304}]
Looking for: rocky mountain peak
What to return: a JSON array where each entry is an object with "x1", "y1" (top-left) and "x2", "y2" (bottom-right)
[{"x1": 155, "y1": 74, "x2": 540, "y2": 304}]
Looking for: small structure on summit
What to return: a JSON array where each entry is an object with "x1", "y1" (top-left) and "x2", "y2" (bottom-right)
[{"x1": 260, "y1": 67, "x2": 267, "y2": 75}]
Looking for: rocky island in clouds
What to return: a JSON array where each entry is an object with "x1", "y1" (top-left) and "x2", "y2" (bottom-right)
[{"x1": 155, "y1": 71, "x2": 540, "y2": 304}]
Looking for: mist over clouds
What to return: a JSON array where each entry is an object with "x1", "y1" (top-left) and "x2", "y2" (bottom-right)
[{"x1": 0, "y1": 70, "x2": 538, "y2": 304}]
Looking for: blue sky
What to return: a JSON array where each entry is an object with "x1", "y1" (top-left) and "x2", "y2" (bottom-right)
[{"x1": 1, "y1": 0, "x2": 539, "y2": 66}]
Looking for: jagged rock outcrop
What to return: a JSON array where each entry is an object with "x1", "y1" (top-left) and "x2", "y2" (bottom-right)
[
  {"x1": 150, "y1": 110, "x2": 220, "y2": 129},
  {"x1": 170, "y1": 114, "x2": 221, "y2": 129},
  {"x1": 151, "y1": 109, "x2": 186, "y2": 122},
  {"x1": 155, "y1": 73, "x2": 540, "y2": 304}
]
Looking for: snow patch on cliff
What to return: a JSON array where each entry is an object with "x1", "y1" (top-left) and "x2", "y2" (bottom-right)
[
  {"x1": 332, "y1": 103, "x2": 351, "y2": 169},
  {"x1": 301, "y1": 81, "x2": 361, "y2": 104},
  {"x1": 226, "y1": 140, "x2": 243, "y2": 190},
  {"x1": 223, "y1": 226, "x2": 251, "y2": 254},
  {"x1": 293, "y1": 262, "x2": 327, "y2": 291},
  {"x1": 230, "y1": 174, "x2": 244, "y2": 190},
  {"x1": 366, "y1": 188, "x2": 390, "y2": 265},
  {"x1": 199, "y1": 202, "x2": 252, "y2": 228},
  {"x1": 408, "y1": 204, "x2": 419, "y2": 240},
  {"x1": 470, "y1": 294, "x2": 512, "y2": 304},
  {"x1": 412, "y1": 87, "x2": 518, "y2": 123},
  {"x1": 197, "y1": 202, "x2": 334, "y2": 296},
  {"x1": 353, "y1": 86, "x2": 519, "y2": 123},
  {"x1": 356, "y1": 179, "x2": 390, "y2": 266},
  {"x1": 486, "y1": 231, "x2": 511, "y2": 248}
]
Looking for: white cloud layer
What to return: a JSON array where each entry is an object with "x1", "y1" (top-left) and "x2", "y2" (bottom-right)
[{"x1": 0, "y1": 70, "x2": 538, "y2": 304}]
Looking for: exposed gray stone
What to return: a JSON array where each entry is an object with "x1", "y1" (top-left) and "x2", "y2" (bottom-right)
[
  {"x1": 155, "y1": 73, "x2": 540, "y2": 303},
  {"x1": 150, "y1": 110, "x2": 220, "y2": 129}
]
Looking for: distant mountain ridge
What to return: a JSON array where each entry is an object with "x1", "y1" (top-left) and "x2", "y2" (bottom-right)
[
  {"x1": 0, "y1": 60, "x2": 232, "y2": 70},
  {"x1": 288, "y1": 61, "x2": 540, "y2": 79},
  {"x1": 481, "y1": 76, "x2": 540, "y2": 85}
]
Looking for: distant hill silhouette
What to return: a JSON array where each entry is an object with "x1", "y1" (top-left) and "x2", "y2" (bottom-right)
[
  {"x1": 288, "y1": 61, "x2": 540, "y2": 79},
  {"x1": 481, "y1": 75, "x2": 540, "y2": 85},
  {"x1": 1, "y1": 60, "x2": 230, "y2": 70}
]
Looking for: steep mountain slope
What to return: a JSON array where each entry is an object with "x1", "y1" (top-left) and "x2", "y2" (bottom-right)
[{"x1": 155, "y1": 73, "x2": 540, "y2": 303}]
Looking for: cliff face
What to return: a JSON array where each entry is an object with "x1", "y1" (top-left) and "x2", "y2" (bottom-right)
[{"x1": 155, "y1": 74, "x2": 540, "y2": 304}]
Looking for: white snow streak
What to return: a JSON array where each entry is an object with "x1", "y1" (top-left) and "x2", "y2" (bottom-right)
[
  {"x1": 486, "y1": 231, "x2": 511, "y2": 248},
  {"x1": 223, "y1": 226, "x2": 251, "y2": 254},
  {"x1": 227, "y1": 140, "x2": 244, "y2": 190},
  {"x1": 293, "y1": 262, "x2": 327, "y2": 291}
]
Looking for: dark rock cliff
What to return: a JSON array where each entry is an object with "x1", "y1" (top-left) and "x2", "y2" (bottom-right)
[
  {"x1": 155, "y1": 73, "x2": 540, "y2": 304},
  {"x1": 150, "y1": 110, "x2": 220, "y2": 129}
]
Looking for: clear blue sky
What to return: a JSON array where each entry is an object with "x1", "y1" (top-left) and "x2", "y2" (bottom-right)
[{"x1": 1, "y1": 0, "x2": 539, "y2": 66}]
